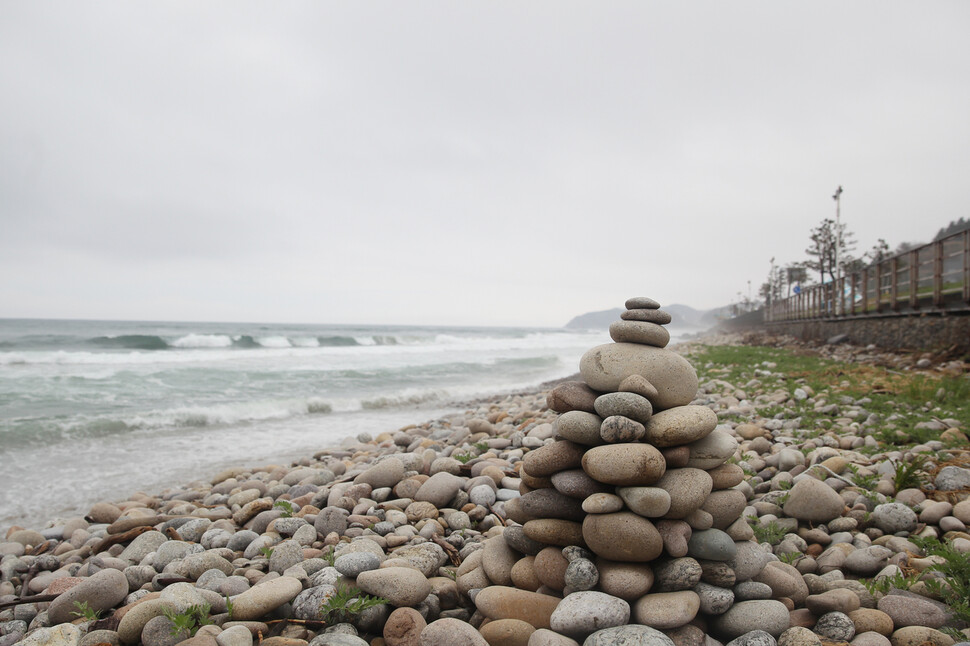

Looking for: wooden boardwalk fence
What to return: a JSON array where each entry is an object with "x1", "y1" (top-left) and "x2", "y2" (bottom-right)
[{"x1": 766, "y1": 229, "x2": 970, "y2": 322}]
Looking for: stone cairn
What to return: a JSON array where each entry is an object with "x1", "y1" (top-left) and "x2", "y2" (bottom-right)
[{"x1": 473, "y1": 297, "x2": 785, "y2": 642}]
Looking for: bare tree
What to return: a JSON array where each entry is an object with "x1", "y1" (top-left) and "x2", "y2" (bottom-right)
[{"x1": 805, "y1": 218, "x2": 856, "y2": 284}]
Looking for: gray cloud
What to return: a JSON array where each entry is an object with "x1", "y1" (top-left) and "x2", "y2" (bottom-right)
[{"x1": 1, "y1": 2, "x2": 968, "y2": 325}]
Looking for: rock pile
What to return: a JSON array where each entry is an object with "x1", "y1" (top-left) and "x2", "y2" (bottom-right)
[{"x1": 467, "y1": 298, "x2": 787, "y2": 642}]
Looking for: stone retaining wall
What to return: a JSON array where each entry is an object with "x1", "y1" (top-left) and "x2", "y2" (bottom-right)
[{"x1": 766, "y1": 311, "x2": 970, "y2": 353}]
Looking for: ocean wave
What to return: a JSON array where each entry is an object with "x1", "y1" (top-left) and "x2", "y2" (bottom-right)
[
  {"x1": 360, "y1": 389, "x2": 447, "y2": 409},
  {"x1": 88, "y1": 335, "x2": 170, "y2": 350},
  {"x1": 171, "y1": 334, "x2": 234, "y2": 348}
]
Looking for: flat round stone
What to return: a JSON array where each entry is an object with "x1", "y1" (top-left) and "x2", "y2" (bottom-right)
[
  {"x1": 625, "y1": 297, "x2": 661, "y2": 309},
  {"x1": 583, "y1": 512, "x2": 662, "y2": 562},
  {"x1": 644, "y1": 406, "x2": 718, "y2": 448},
  {"x1": 621, "y1": 309, "x2": 673, "y2": 324},
  {"x1": 611, "y1": 321, "x2": 670, "y2": 348},
  {"x1": 579, "y1": 343, "x2": 698, "y2": 410},
  {"x1": 582, "y1": 443, "x2": 666, "y2": 486}
]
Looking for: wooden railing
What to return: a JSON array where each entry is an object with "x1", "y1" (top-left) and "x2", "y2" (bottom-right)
[{"x1": 766, "y1": 229, "x2": 970, "y2": 322}]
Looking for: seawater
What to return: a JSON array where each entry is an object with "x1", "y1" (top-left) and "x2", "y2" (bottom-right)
[{"x1": 0, "y1": 318, "x2": 618, "y2": 530}]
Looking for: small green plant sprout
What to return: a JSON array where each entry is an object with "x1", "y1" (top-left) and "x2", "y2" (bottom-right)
[
  {"x1": 911, "y1": 536, "x2": 970, "y2": 630},
  {"x1": 162, "y1": 602, "x2": 212, "y2": 637},
  {"x1": 749, "y1": 519, "x2": 788, "y2": 546},
  {"x1": 70, "y1": 601, "x2": 101, "y2": 621},
  {"x1": 323, "y1": 545, "x2": 337, "y2": 567},
  {"x1": 452, "y1": 452, "x2": 473, "y2": 464},
  {"x1": 890, "y1": 455, "x2": 929, "y2": 491},
  {"x1": 320, "y1": 581, "x2": 388, "y2": 624},
  {"x1": 474, "y1": 441, "x2": 489, "y2": 453},
  {"x1": 273, "y1": 500, "x2": 296, "y2": 517},
  {"x1": 777, "y1": 551, "x2": 801, "y2": 565},
  {"x1": 259, "y1": 546, "x2": 275, "y2": 559},
  {"x1": 224, "y1": 596, "x2": 234, "y2": 621}
]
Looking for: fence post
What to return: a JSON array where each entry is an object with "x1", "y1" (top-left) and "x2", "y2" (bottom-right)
[
  {"x1": 964, "y1": 229, "x2": 970, "y2": 304},
  {"x1": 934, "y1": 240, "x2": 944, "y2": 308},
  {"x1": 910, "y1": 250, "x2": 919, "y2": 310},
  {"x1": 891, "y1": 256, "x2": 899, "y2": 311}
]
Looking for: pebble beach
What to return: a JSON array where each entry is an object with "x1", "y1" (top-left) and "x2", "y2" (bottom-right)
[{"x1": 3, "y1": 302, "x2": 970, "y2": 646}]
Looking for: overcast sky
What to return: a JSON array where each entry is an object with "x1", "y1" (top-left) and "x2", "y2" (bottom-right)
[{"x1": 2, "y1": 2, "x2": 968, "y2": 327}]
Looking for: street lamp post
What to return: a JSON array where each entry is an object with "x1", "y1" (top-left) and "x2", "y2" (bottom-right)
[{"x1": 833, "y1": 185, "x2": 843, "y2": 315}]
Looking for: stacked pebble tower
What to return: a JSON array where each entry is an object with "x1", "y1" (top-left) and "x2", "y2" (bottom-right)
[{"x1": 474, "y1": 297, "x2": 786, "y2": 642}]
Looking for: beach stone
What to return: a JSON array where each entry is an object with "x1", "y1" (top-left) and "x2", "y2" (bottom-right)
[
  {"x1": 708, "y1": 464, "x2": 745, "y2": 490},
  {"x1": 269, "y1": 539, "x2": 305, "y2": 573},
  {"x1": 414, "y1": 472, "x2": 464, "y2": 507},
  {"x1": 292, "y1": 585, "x2": 338, "y2": 621},
  {"x1": 479, "y1": 618, "x2": 535, "y2": 646},
  {"x1": 617, "y1": 487, "x2": 671, "y2": 518},
  {"x1": 644, "y1": 406, "x2": 718, "y2": 448},
  {"x1": 524, "y1": 441, "x2": 587, "y2": 477},
  {"x1": 815, "y1": 612, "x2": 855, "y2": 642},
  {"x1": 596, "y1": 559, "x2": 655, "y2": 601},
  {"x1": 564, "y1": 558, "x2": 599, "y2": 591},
  {"x1": 585, "y1": 625, "x2": 674, "y2": 646},
  {"x1": 685, "y1": 430, "x2": 737, "y2": 469},
  {"x1": 656, "y1": 520, "x2": 691, "y2": 557},
  {"x1": 548, "y1": 382, "x2": 600, "y2": 414},
  {"x1": 582, "y1": 443, "x2": 665, "y2": 486},
  {"x1": 632, "y1": 590, "x2": 700, "y2": 629},
  {"x1": 583, "y1": 493, "x2": 624, "y2": 514},
  {"x1": 117, "y1": 598, "x2": 177, "y2": 644},
  {"x1": 888, "y1": 627, "x2": 955, "y2": 646},
  {"x1": 844, "y1": 546, "x2": 892, "y2": 576},
  {"x1": 625, "y1": 296, "x2": 662, "y2": 309},
  {"x1": 483, "y1": 535, "x2": 518, "y2": 586},
  {"x1": 357, "y1": 567, "x2": 431, "y2": 607},
  {"x1": 553, "y1": 470, "x2": 611, "y2": 500},
  {"x1": 510, "y1": 489, "x2": 586, "y2": 523},
  {"x1": 356, "y1": 458, "x2": 406, "y2": 489},
  {"x1": 618, "y1": 374, "x2": 661, "y2": 402},
  {"x1": 334, "y1": 552, "x2": 381, "y2": 578},
  {"x1": 216, "y1": 626, "x2": 253, "y2": 646},
  {"x1": 782, "y1": 478, "x2": 845, "y2": 523},
  {"x1": 935, "y1": 466, "x2": 970, "y2": 491},
  {"x1": 174, "y1": 551, "x2": 234, "y2": 579},
  {"x1": 556, "y1": 412, "x2": 605, "y2": 446},
  {"x1": 805, "y1": 589, "x2": 860, "y2": 615},
  {"x1": 89, "y1": 502, "x2": 123, "y2": 524},
  {"x1": 47, "y1": 566, "x2": 129, "y2": 625},
  {"x1": 231, "y1": 576, "x2": 303, "y2": 620},
  {"x1": 523, "y1": 519, "x2": 585, "y2": 547},
  {"x1": 504, "y1": 526, "x2": 545, "y2": 556},
  {"x1": 142, "y1": 615, "x2": 190, "y2": 646},
  {"x1": 725, "y1": 631, "x2": 776, "y2": 646},
  {"x1": 877, "y1": 595, "x2": 946, "y2": 629},
  {"x1": 848, "y1": 609, "x2": 894, "y2": 636},
  {"x1": 80, "y1": 632, "x2": 121, "y2": 646},
  {"x1": 655, "y1": 469, "x2": 712, "y2": 519},
  {"x1": 599, "y1": 416, "x2": 646, "y2": 443},
  {"x1": 419, "y1": 617, "x2": 488, "y2": 646},
  {"x1": 528, "y1": 629, "x2": 580, "y2": 646},
  {"x1": 777, "y1": 627, "x2": 821, "y2": 646},
  {"x1": 315, "y1": 507, "x2": 350, "y2": 537},
  {"x1": 579, "y1": 343, "x2": 698, "y2": 410},
  {"x1": 15, "y1": 624, "x2": 81, "y2": 646},
  {"x1": 119, "y1": 530, "x2": 168, "y2": 564},
  {"x1": 610, "y1": 321, "x2": 670, "y2": 348},
  {"x1": 550, "y1": 591, "x2": 630, "y2": 637},
  {"x1": 852, "y1": 634, "x2": 892, "y2": 646},
  {"x1": 699, "y1": 560, "x2": 737, "y2": 588},
  {"x1": 753, "y1": 562, "x2": 809, "y2": 605},
  {"x1": 712, "y1": 600, "x2": 791, "y2": 639},
  {"x1": 510, "y1": 556, "x2": 541, "y2": 591},
  {"x1": 870, "y1": 504, "x2": 918, "y2": 535},
  {"x1": 702, "y1": 490, "x2": 747, "y2": 530},
  {"x1": 621, "y1": 309, "x2": 672, "y2": 324},
  {"x1": 686, "y1": 529, "x2": 736, "y2": 561},
  {"x1": 727, "y1": 541, "x2": 771, "y2": 582},
  {"x1": 654, "y1": 558, "x2": 701, "y2": 592},
  {"x1": 474, "y1": 586, "x2": 560, "y2": 629},
  {"x1": 583, "y1": 512, "x2": 662, "y2": 562},
  {"x1": 392, "y1": 543, "x2": 448, "y2": 578},
  {"x1": 594, "y1": 392, "x2": 654, "y2": 425},
  {"x1": 383, "y1": 607, "x2": 426, "y2": 646},
  {"x1": 695, "y1": 581, "x2": 734, "y2": 615},
  {"x1": 534, "y1": 546, "x2": 569, "y2": 591}
]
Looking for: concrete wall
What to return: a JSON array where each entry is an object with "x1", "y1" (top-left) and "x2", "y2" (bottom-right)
[{"x1": 766, "y1": 312, "x2": 970, "y2": 354}]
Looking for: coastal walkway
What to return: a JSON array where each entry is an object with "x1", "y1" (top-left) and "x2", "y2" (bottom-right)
[{"x1": 764, "y1": 229, "x2": 970, "y2": 353}]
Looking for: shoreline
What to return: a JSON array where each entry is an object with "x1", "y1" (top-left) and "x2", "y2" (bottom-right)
[{"x1": 2, "y1": 335, "x2": 969, "y2": 646}]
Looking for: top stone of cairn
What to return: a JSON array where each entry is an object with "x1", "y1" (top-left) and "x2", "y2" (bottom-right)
[{"x1": 625, "y1": 296, "x2": 661, "y2": 309}]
